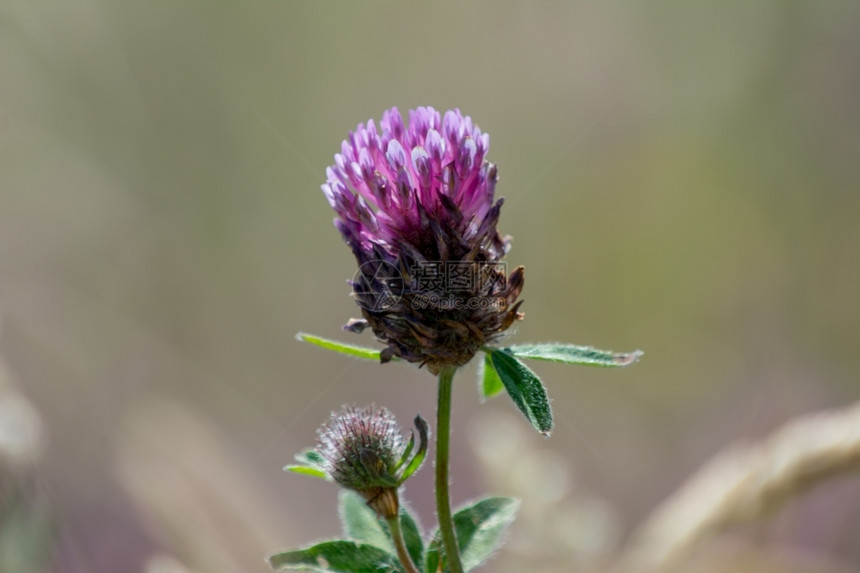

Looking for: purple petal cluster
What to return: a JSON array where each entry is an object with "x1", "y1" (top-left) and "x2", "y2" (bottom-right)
[
  {"x1": 322, "y1": 107, "x2": 505, "y2": 260},
  {"x1": 322, "y1": 107, "x2": 524, "y2": 373}
]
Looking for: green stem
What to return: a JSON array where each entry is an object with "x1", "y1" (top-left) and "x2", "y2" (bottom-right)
[
  {"x1": 435, "y1": 366, "x2": 463, "y2": 573},
  {"x1": 387, "y1": 514, "x2": 419, "y2": 573}
]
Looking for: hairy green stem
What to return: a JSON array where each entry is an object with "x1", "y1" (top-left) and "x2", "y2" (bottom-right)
[
  {"x1": 387, "y1": 514, "x2": 419, "y2": 573},
  {"x1": 435, "y1": 366, "x2": 464, "y2": 573}
]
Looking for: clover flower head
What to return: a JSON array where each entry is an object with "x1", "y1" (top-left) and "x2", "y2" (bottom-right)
[
  {"x1": 313, "y1": 405, "x2": 428, "y2": 518},
  {"x1": 322, "y1": 107, "x2": 524, "y2": 374}
]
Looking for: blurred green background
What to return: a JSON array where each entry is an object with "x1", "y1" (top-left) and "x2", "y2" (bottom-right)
[{"x1": 1, "y1": 2, "x2": 859, "y2": 572}]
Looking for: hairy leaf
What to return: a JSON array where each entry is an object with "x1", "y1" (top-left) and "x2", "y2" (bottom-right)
[
  {"x1": 507, "y1": 343, "x2": 643, "y2": 367},
  {"x1": 425, "y1": 497, "x2": 520, "y2": 572},
  {"x1": 489, "y1": 348, "x2": 553, "y2": 435},
  {"x1": 339, "y1": 491, "x2": 392, "y2": 553},
  {"x1": 339, "y1": 491, "x2": 425, "y2": 571},
  {"x1": 267, "y1": 540, "x2": 400, "y2": 572}
]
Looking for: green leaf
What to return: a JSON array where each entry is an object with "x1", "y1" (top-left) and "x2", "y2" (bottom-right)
[
  {"x1": 285, "y1": 465, "x2": 329, "y2": 480},
  {"x1": 267, "y1": 540, "x2": 400, "y2": 572},
  {"x1": 394, "y1": 432, "x2": 416, "y2": 473},
  {"x1": 296, "y1": 332, "x2": 383, "y2": 361},
  {"x1": 425, "y1": 497, "x2": 520, "y2": 572},
  {"x1": 506, "y1": 343, "x2": 643, "y2": 367},
  {"x1": 477, "y1": 352, "x2": 504, "y2": 402},
  {"x1": 339, "y1": 491, "x2": 393, "y2": 554},
  {"x1": 489, "y1": 348, "x2": 553, "y2": 435},
  {"x1": 398, "y1": 508, "x2": 424, "y2": 570},
  {"x1": 285, "y1": 449, "x2": 330, "y2": 481},
  {"x1": 339, "y1": 491, "x2": 425, "y2": 571},
  {"x1": 296, "y1": 449, "x2": 326, "y2": 467},
  {"x1": 398, "y1": 415, "x2": 429, "y2": 482}
]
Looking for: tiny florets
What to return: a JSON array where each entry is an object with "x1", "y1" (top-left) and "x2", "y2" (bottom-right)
[
  {"x1": 316, "y1": 405, "x2": 407, "y2": 517},
  {"x1": 322, "y1": 107, "x2": 524, "y2": 373}
]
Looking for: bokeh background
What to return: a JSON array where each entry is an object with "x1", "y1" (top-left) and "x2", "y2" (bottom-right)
[{"x1": 2, "y1": 2, "x2": 860, "y2": 572}]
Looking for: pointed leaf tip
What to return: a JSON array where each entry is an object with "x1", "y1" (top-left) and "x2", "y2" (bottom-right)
[
  {"x1": 613, "y1": 349, "x2": 644, "y2": 366},
  {"x1": 507, "y1": 343, "x2": 643, "y2": 368}
]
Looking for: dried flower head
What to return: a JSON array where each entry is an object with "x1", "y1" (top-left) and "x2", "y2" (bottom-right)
[
  {"x1": 322, "y1": 107, "x2": 524, "y2": 374},
  {"x1": 313, "y1": 406, "x2": 428, "y2": 518}
]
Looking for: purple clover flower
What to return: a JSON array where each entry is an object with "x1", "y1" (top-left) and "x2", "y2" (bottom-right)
[{"x1": 322, "y1": 107, "x2": 524, "y2": 374}]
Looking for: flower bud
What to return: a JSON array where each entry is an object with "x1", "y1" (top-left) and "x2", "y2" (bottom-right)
[{"x1": 315, "y1": 406, "x2": 428, "y2": 518}]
